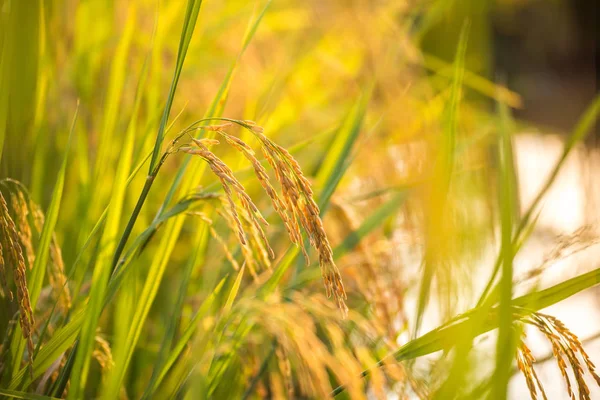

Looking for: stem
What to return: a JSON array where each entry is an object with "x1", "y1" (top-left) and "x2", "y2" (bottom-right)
[{"x1": 110, "y1": 175, "x2": 154, "y2": 274}]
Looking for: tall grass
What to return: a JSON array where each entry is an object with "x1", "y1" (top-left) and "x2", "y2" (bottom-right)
[{"x1": 1, "y1": 0, "x2": 599, "y2": 399}]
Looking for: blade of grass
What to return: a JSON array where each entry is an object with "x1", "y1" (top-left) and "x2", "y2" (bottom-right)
[
  {"x1": 316, "y1": 86, "x2": 371, "y2": 212},
  {"x1": 152, "y1": 277, "x2": 227, "y2": 395},
  {"x1": 223, "y1": 263, "x2": 245, "y2": 314},
  {"x1": 92, "y1": 4, "x2": 136, "y2": 192},
  {"x1": 414, "y1": 21, "x2": 469, "y2": 334},
  {"x1": 70, "y1": 105, "x2": 183, "y2": 303},
  {"x1": 420, "y1": 53, "x2": 522, "y2": 108},
  {"x1": 143, "y1": 277, "x2": 227, "y2": 398},
  {"x1": 148, "y1": 0, "x2": 203, "y2": 173},
  {"x1": 493, "y1": 97, "x2": 517, "y2": 398},
  {"x1": 8, "y1": 309, "x2": 85, "y2": 390},
  {"x1": 0, "y1": 0, "x2": 18, "y2": 167}
]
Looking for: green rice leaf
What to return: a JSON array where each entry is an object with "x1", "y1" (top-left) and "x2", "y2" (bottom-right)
[{"x1": 415, "y1": 20, "x2": 468, "y2": 334}]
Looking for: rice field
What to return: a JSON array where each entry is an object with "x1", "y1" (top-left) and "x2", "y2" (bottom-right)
[{"x1": 1, "y1": 0, "x2": 599, "y2": 399}]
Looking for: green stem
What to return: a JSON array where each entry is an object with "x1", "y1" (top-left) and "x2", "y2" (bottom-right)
[{"x1": 110, "y1": 175, "x2": 154, "y2": 274}]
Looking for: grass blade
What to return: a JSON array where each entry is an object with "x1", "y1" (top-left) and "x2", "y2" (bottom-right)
[
  {"x1": 223, "y1": 263, "x2": 245, "y2": 314},
  {"x1": 316, "y1": 87, "x2": 371, "y2": 212},
  {"x1": 414, "y1": 21, "x2": 469, "y2": 334},
  {"x1": 148, "y1": 0, "x2": 204, "y2": 172},
  {"x1": 140, "y1": 223, "x2": 209, "y2": 399},
  {"x1": 493, "y1": 97, "x2": 517, "y2": 398}
]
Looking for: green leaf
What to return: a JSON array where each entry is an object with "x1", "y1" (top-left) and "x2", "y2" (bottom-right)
[
  {"x1": 415, "y1": 21, "x2": 469, "y2": 334},
  {"x1": 316, "y1": 88, "x2": 371, "y2": 212},
  {"x1": 493, "y1": 95, "x2": 517, "y2": 397},
  {"x1": 223, "y1": 264, "x2": 245, "y2": 314},
  {"x1": 152, "y1": 277, "x2": 227, "y2": 395},
  {"x1": 148, "y1": 0, "x2": 204, "y2": 172},
  {"x1": 9, "y1": 310, "x2": 85, "y2": 390},
  {"x1": 141, "y1": 222, "x2": 209, "y2": 399}
]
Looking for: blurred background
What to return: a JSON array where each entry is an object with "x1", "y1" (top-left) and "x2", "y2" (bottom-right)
[{"x1": 1, "y1": 0, "x2": 598, "y2": 398}]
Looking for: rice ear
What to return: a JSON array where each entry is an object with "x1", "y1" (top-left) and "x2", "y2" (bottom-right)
[
  {"x1": 0, "y1": 190, "x2": 35, "y2": 372},
  {"x1": 517, "y1": 311, "x2": 600, "y2": 400},
  {"x1": 181, "y1": 120, "x2": 348, "y2": 314}
]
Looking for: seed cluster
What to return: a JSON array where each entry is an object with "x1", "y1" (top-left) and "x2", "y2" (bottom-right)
[
  {"x1": 181, "y1": 138, "x2": 274, "y2": 278},
  {"x1": 516, "y1": 340, "x2": 547, "y2": 400},
  {"x1": 93, "y1": 332, "x2": 114, "y2": 374},
  {"x1": 181, "y1": 120, "x2": 348, "y2": 315},
  {"x1": 0, "y1": 191, "x2": 34, "y2": 370},
  {"x1": 517, "y1": 311, "x2": 600, "y2": 400}
]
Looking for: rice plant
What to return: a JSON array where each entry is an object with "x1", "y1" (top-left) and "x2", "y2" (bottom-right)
[{"x1": 1, "y1": 0, "x2": 599, "y2": 398}]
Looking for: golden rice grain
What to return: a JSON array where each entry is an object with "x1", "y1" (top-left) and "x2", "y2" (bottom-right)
[
  {"x1": 516, "y1": 340, "x2": 548, "y2": 400},
  {"x1": 10, "y1": 192, "x2": 34, "y2": 268},
  {"x1": 180, "y1": 120, "x2": 348, "y2": 314},
  {"x1": 247, "y1": 124, "x2": 347, "y2": 315},
  {"x1": 276, "y1": 345, "x2": 294, "y2": 399},
  {"x1": 0, "y1": 191, "x2": 34, "y2": 372},
  {"x1": 93, "y1": 332, "x2": 114, "y2": 375},
  {"x1": 49, "y1": 235, "x2": 71, "y2": 311},
  {"x1": 0, "y1": 242, "x2": 10, "y2": 301},
  {"x1": 517, "y1": 310, "x2": 600, "y2": 400}
]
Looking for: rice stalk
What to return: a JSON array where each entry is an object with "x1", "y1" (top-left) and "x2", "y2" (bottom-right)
[
  {"x1": 516, "y1": 310, "x2": 600, "y2": 400},
  {"x1": 516, "y1": 339, "x2": 548, "y2": 400},
  {"x1": 5, "y1": 183, "x2": 72, "y2": 312},
  {"x1": 181, "y1": 120, "x2": 348, "y2": 314},
  {"x1": 93, "y1": 332, "x2": 114, "y2": 376},
  {"x1": 181, "y1": 138, "x2": 273, "y2": 278},
  {"x1": 275, "y1": 345, "x2": 294, "y2": 399},
  {"x1": 0, "y1": 191, "x2": 34, "y2": 373},
  {"x1": 9, "y1": 192, "x2": 34, "y2": 268},
  {"x1": 48, "y1": 235, "x2": 71, "y2": 311},
  {"x1": 249, "y1": 125, "x2": 348, "y2": 315}
]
